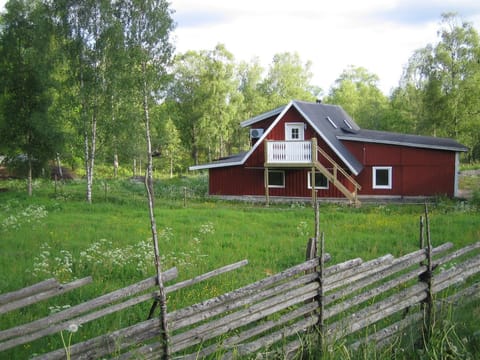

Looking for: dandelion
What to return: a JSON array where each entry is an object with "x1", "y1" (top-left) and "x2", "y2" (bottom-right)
[
  {"x1": 61, "y1": 323, "x2": 80, "y2": 360},
  {"x1": 68, "y1": 323, "x2": 79, "y2": 333}
]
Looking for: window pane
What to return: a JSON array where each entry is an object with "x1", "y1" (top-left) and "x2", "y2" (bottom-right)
[
  {"x1": 309, "y1": 172, "x2": 328, "y2": 189},
  {"x1": 269, "y1": 171, "x2": 284, "y2": 187},
  {"x1": 291, "y1": 128, "x2": 299, "y2": 139},
  {"x1": 376, "y1": 169, "x2": 389, "y2": 186},
  {"x1": 315, "y1": 173, "x2": 328, "y2": 188}
]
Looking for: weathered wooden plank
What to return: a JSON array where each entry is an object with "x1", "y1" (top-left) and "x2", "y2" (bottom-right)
[
  {"x1": 325, "y1": 266, "x2": 427, "y2": 319},
  {"x1": 433, "y1": 241, "x2": 480, "y2": 268},
  {"x1": 323, "y1": 258, "x2": 363, "y2": 277},
  {"x1": 430, "y1": 242, "x2": 454, "y2": 256},
  {"x1": 133, "y1": 303, "x2": 319, "y2": 360},
  {"x1": 350, "y1": 279, "x2": 480, "y2": 351},
  {"x1": 223, "y1": 315, "x2": 319, "y2": 358},
  {"x1": 441, "y1": 283, "x2": 480, "y2": 305},
  {"x1": 171, "y1": 282, "x2": 320, "y2": 352},
  {"x1": 324, "y1": 251, "x2": 427, "y2": 305},
  {"x1": 284, "y1": 338, "x2": 307, "y2": 360},
  {"x1": 185, "y1": 303, "x2": 319, "y2": 359},
  {"x1": 169, "y1": 272, "x2": 318, "y2": 330},
  {"x1": 166, "y1": 259, "x2": 320, "y2": 324},
  {"x1": 0, "y1": 277, "x2": 92, "y2": 315},
  {"x1": 165, "y1": 259, "x2": 248, "y2": 294},
  {"x1": 15, "y1": 261, "x2": 246, "y2": 356},
  {"x1": 324, "y1": 254, "x2": 394, "y2": 289},
  {"x1": 327, "y1": 286, "x2": 427, "y2": 341},
  {"x1": 27, "y1": 261, "x2": 280, "y2": 358},
  {"x1": 0, "y1": 278, "x2": 59, "y2": 305},
  {"x1": 0, "y1": 268, "x2": 177, "y2": 349},
  {"x1": 350, "y1": 310, "x2": 423, "y2": 350},
  {"x1": 432, "y1": 255, "x2": 480, "y2": 294},
  {"x1": 32, "y1": 317, "x2": 161, "y2": 360}
]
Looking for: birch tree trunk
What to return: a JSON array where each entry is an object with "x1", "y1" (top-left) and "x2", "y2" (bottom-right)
[
  {"x1": 27, "y1": 157, "x2": 32, "y2": 197},
  {"x1": 84, "y1": 113, "x2": 97, "y2": 204}
]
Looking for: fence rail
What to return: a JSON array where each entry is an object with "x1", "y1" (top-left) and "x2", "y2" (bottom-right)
[{"x1": 1, "y1": 237, "x2": 479, "y2": 358}]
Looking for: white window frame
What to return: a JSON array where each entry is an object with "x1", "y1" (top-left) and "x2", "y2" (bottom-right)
[
  {"x1": 285, "y1": 123, "x2": 304, "y2": 141},
  {"x1": 307, "y1": 171, "x2": 329, "y2": 190},
  {"x1": 268, "y1": 170, "x2": 285, "y2": 188},
  {"x1": 372, "y1": 166, "x2": 392, "y2": 189}
]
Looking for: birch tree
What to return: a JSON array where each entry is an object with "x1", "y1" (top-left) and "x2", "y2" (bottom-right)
[
  {"x1": 118, "y1": 0, "x2": 174, "y2": 357},
  {"x1": 54, "y1": 0, "x2": 117, "y2": 202}
]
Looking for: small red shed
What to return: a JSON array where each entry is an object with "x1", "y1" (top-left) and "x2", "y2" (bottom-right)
[{"x1": 190, "y1": 100, "x2": 468, "y2": 204}]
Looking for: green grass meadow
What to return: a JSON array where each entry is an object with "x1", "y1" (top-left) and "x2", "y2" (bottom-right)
[{"x1": 0, "y1": 175, "x2": 479, "y2": 358}]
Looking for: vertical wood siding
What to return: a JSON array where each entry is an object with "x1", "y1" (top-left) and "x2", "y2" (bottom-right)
[
  {"x1": 208, "y1": 105, "x2": 457, "y2": 198},
  {"x1": 343, "y1": 141, "x2": 456, "y2": 197}
]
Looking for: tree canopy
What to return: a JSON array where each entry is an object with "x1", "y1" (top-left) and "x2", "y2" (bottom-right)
[{"x1": 1, "y1": 5, "x2": 479, "y2": 189}]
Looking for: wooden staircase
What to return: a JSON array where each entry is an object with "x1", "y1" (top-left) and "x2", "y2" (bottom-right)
[
  {"x1": 263, "y1": 138, "x2": 362, "y2": 206},
  {"x1": 314, "y1": 145, "x2": 361, "y2": 206}
]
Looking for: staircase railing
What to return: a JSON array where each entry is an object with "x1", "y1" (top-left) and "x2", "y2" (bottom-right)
[{"x1": 312, "y1": 138, "x2": 361, "y2": 205}]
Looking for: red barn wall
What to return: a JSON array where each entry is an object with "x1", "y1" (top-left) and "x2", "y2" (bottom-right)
[
  {"x1": 209, "y1": 166, "x2": 353, "y2": 198},
  {"x1": 209, "y1": 166, "x2": 264, "y2": 196},
  {"x1": 209, "y1": 106, "x2": 457, "y2": 198},
  {"x1": 210, "y1": 107, "x2": 360, "y2": 198},
  {"x1": 343, "y1": 141, "x2": 456, "y2": 196}
]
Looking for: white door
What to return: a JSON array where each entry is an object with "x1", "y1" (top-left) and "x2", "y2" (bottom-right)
[{"x1": 285, "y1": 123, "x2": 304, "y2": 141}]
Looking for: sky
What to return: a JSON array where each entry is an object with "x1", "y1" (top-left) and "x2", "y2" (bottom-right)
[
  {"x1": 169, "y1": 0, "x2": 480, "y2": 95},
  {"x1": 1, "y1": 0, "x2": 480, "y2": 95}
]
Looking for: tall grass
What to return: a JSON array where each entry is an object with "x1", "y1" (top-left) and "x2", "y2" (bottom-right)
[{"x1": 0, "y1": 176, "x2": 479, "y2": 358}]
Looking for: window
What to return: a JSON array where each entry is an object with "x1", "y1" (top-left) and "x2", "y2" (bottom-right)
[
  {"x1": 308, "y1": 171, "x2": 329, "y2": 189},
  {"x1": 268, "y1": 170, "x2": 285, "y2": 188},
  {"x1": 326, "y1": 116, "x2": 337, "y2": 129},
  {"x1": 373, "y1": 166, "x2": 392, "y2": 189},
  {"x1": 343, "y1": 119, "x2": 353, "y2": 129},
  {"x1": 285, "y1": 123, "x2": 304, "y2": 141},
  {"x1": 291, "y1": 128, "x2": 299, "y2": 139}
]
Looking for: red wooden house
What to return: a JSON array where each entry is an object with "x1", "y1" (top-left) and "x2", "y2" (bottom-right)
[{"x1": 190, "y1": 100, "x2": 468, "y2": 205}]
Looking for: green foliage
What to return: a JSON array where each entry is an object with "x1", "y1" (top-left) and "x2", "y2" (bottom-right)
[
  {"x1": 0, "y1": 178, "x2": 479, "y2": 358},
  {"x1": 0, "y1": 0, "x2": 64, "y2": 192},
  {"x1": 259, "y1": 52, "x2": 317, "y2": 107},
  {"x1": 396, "y1": 13, "x2": 480, "y2": 161},
  {"x1": 324, "y1": 65, "x2": 390, "y2": 129}
]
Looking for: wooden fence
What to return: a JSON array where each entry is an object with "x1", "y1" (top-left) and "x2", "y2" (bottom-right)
[{"x1": 1, "y1": 239, "x2": 479, "y2": 358}]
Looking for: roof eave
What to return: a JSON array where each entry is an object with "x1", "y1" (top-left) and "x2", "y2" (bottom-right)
[
  {"x1": 240, "y1": 105, "x2": 285, "y2": 128},
  {"x1": 189, "y1": 160, "x2": 244, "y2": 171},
  {"x1": 192, "y1": 102, "x2": 295, "y2": 171},
  {"x1": 337, "y1": 135, "x2": 469, "y2": 152}
]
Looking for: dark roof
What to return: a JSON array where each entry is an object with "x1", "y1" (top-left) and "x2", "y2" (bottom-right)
[
  {"x1": 337, "y1": 129, "x2": 469, "y2": 152},
  {"x1": 292, "y1": 100, "x2": 364, "y2": 174},
  {"x1": 240, "y1": 105, "x2": 285, "y2": 127},
  {"x1": 190, "y1": 100, "x2": 468, "y2": 171}
]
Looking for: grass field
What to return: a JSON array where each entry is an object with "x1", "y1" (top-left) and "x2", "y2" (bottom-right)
[{"x1": 0, "y1": 174, "x2": 479, "y2": 358}]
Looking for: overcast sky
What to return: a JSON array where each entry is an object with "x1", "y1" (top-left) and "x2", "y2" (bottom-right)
[
  {"x1": 170, "y1": 0, "x2": 480, "y2": 95},
  {"x1": 1, "y1": 0, "x2": 480, "y2": 95}
]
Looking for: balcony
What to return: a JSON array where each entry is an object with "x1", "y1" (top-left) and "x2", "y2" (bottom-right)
[
  {"x1": 265, "y1": 140, "x2": 315, "y2": 166},
  {"x1": 264, "y1": 138, "x2": 362, "y2": 206}
]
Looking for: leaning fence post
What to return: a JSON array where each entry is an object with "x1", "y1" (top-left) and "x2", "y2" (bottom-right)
[
  {"x1": 318, "y1": 232, "x2": 325, "y2": 351},
  {"x1": 420, "y1": 203, "x2": 434, "y2": 340}
]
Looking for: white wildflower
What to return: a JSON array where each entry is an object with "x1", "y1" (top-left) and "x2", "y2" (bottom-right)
[{"x1": 68, "y1": 323, "x2": 79, "y2": 333}]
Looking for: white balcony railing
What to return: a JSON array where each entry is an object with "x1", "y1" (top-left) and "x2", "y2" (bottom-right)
[{"x1": 266, "y1": 141, "x2": 313, "y2": 164}]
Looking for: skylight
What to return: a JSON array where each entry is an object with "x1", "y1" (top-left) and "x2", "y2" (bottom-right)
[
  {"x1": 343, "y1": 119, "x2": 353, "y2": 129},
  {"x1": 326, "y1": 116, "x2": 337, "y2": 129}
]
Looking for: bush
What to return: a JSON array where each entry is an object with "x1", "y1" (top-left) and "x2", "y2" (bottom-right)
[{"x1": 471, "y1": 189, "x2": 480, "y2": 210}]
